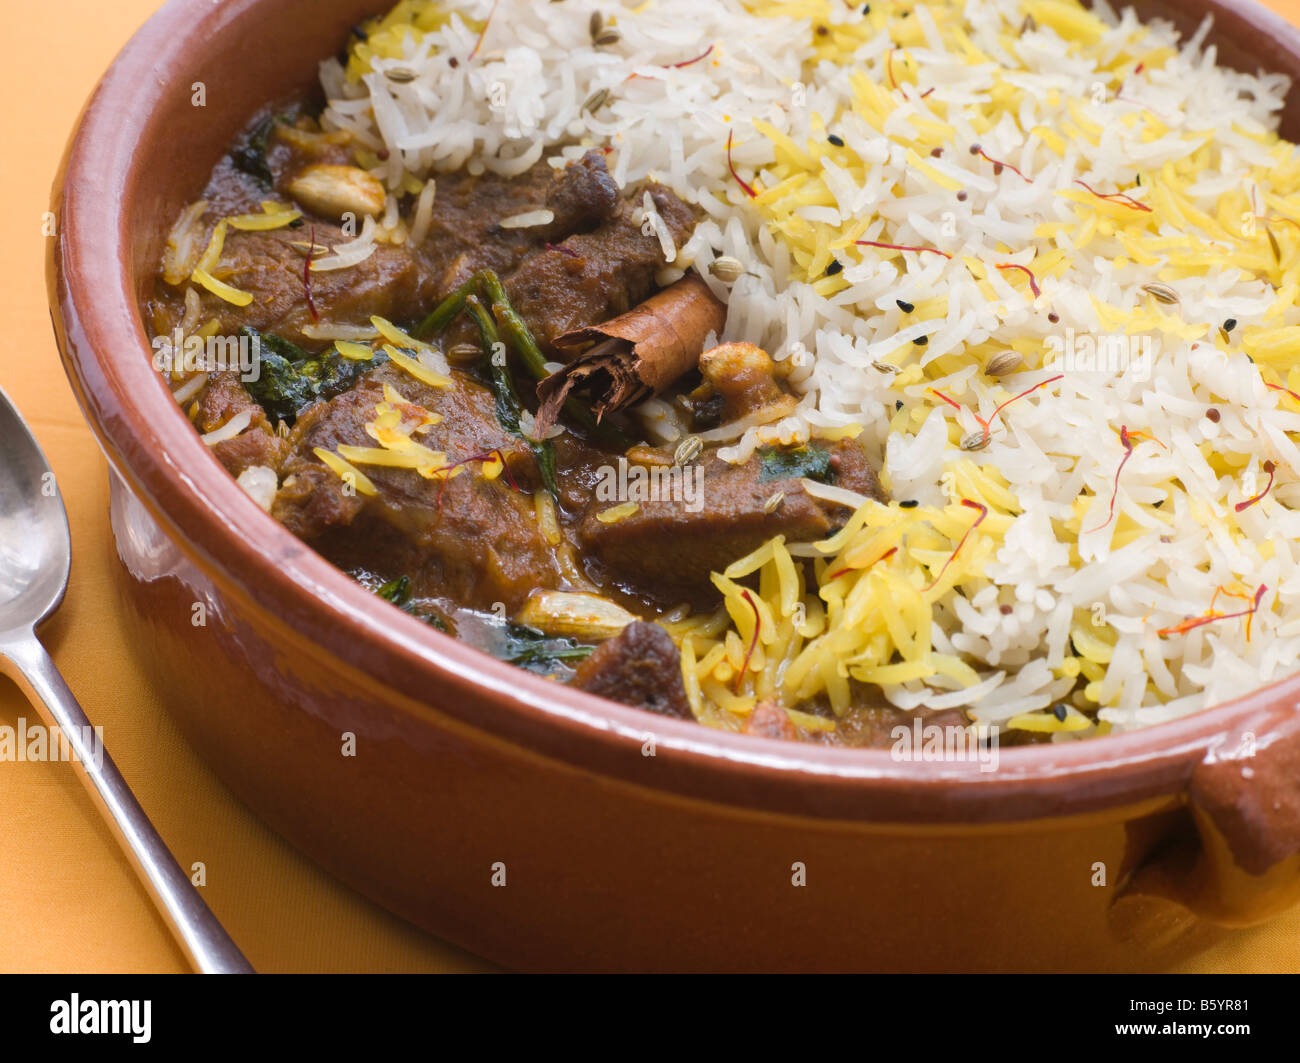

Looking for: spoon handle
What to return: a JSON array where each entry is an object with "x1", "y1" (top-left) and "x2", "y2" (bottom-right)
[{"x1": 0, "y1": 632, "x2": 255, "y2": 974}]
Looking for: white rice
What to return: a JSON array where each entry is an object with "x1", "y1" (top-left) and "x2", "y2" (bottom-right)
[
  {"x1": 499, "y1": 207, "x2": 556, "y2": 228},
  {"x1": 201, "y1": 408, "x2": 253, "y2": 445},
  {"x1": 236, "y1": 464, "x2": 279, "y2": 512},
  {"x1": 310, "y1": 214, "x2": 379, "y2": 271}
]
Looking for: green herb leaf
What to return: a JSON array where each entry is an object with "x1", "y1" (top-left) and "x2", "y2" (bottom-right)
[
  {"x1": 231, "y1": 114, "x2": 278, "y2": 190},
  {"x1": 241, "y1": 327, "x2": 388, "y2": 424},
  {"x1": 376, "y1": 575, "x2": 412, "y2": 607},
  {"x1": 498, "y1": 623, "x2": 594, "y2": 673},
  {"x1": 255, "y1": 331, "x2": 312, "y2": 363},
  {"x1": 242, "y1": 351, "x2": 316, "y2": 425},
  {"x1": 375, "y1": 575, "x2": 449, "y2": 630},
  {"x1": 303, "y1": 346, "x2": 386, "y2": 397},
  {"x1": 759, "y1": 444, "x2": 834, "y2": 484}
]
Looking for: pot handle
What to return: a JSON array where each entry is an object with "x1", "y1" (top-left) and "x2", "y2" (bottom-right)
[{"x1": 1119, "y1": 703, "x2": 1300, "y2": 927}]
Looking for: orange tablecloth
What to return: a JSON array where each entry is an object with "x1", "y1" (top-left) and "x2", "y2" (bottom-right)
[{"x1": 1, "y1": 0, "x2": 1297, "y2": 973}]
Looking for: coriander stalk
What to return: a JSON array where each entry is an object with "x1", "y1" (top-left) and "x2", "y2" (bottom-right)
[{"x1": 464, "y1": 295, "x2": 559, "y2": 497}]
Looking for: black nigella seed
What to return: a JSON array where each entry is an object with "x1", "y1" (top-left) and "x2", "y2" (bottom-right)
[
  {"x1": 900, "y1": 499, "x2": 919, "y2": 508},
  {"x1": 827, "y1": 134, "x2": 845, "y2": 147},
  {"x1": 1223, "y1": 318, "x2": 1237, "y2": 333},
  {"x1": 288, "y1": 217, "x2": 305, "y2": 229},
  {"x1": 826, "y1": 260, "x2": 843, "y2": 275},
  {"x1": 913, "y1": 334, "x2": 929, "y2": 346},
  {"x1": 862, "y1": 3, "x2": 870, "y2": 12},
  {"x1": 1153, "y1": 498, "x2": 1164, "y2": 508},
  {"x1": 896, "y1": 299, "x2": 915, "y2": 312},
  {"x1": 1053, "y1": 703, "x2": 1068, "y2": 722},
  {"x1": 895, "y1": 400, "x2": 904, "y2": 410},
  {"x1": 816, "y1": 24, "x2": 829, "y2": 36}
]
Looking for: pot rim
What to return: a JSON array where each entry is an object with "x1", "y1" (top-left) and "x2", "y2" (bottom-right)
[{"x1": 45, "y1": 0, "x2": 1300, "y2": 825}]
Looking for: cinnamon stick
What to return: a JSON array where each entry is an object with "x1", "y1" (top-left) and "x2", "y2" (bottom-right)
[{"x1": 534, "y1": 274, "x2": 726, "y2": 437}]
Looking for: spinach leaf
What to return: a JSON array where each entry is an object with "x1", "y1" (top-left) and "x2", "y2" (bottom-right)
[
  {"x1": 374, "y1": 575, "x2": 448, "y2": 630},
  {"x1": 241, "y1": 327, "x2": 387, "y2": 425},
  {"x1": 759, "y1": 444, "x2": 834, "y2": 484},
  {"x1": 376, "y1": 575, "x2": 412, "y2": 607},
  {"x1": 243, "y1": 350, "x2": 317, "y2": 425},
  {"x1": 255, "y1": 330, "x2": 313, "y2": 362},
  {"x1": 498, "y1": 623, "x2": 594, "y2": 673},
  {"x1": 301, "y1": 346, "x2": 384, "y2": 397},
  {"x1": 231, "y1": 114, "x2": 278, "y2": 189}
]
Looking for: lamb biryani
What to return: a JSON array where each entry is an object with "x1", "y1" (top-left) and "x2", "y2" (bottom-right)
[{"x1": 147, "y1": 0, "x2": 1300, "y2": 747}]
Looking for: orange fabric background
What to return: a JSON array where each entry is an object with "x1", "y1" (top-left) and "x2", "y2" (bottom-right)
[{"x1": 1, "y1": 0, "x2": 1297, "y2": 973}]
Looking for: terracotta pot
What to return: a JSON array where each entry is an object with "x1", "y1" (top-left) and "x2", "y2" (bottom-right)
[{"x1": 47, "y1": 0, "x2": 1300, "y2": 971}]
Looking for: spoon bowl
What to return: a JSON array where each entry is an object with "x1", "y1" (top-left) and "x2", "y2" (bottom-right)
[{"x1": 0, "y1": 385, "x2": 70, "y2": 630}]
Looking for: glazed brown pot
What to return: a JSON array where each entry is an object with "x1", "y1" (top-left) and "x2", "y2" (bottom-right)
[{"x1": 47, "y1": 0, "x2": 1300, "y2": 971}]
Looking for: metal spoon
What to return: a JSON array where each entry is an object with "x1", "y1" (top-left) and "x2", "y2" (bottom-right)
[{"x1": 0, "y1": 385, "x2": 254, "y2": 974}]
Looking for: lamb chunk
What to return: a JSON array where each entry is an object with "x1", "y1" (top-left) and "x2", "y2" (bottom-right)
[
  {"x1": 194, "y1": 370, "x2": 260, "y2": 432},
  {"x1": 501, "y1": 183, "x2": 697, "y2": 354},
  {"x1": 192, "y1": 371, "x2": 287, "y2": 477},
  {"x1": 197, "y1": 223, "x2": 438, "y2": 348},
  {"x1": 825, "y1": 439, "x2": 885, "y2": 500},
  {"x1": 579, "y1": 440, "x2": 884, "y2": 603},
  {"x1": 188, "y1": 150, "x2": 624, "y2": 348},
  {"x1": 421, "y1": 149, "x2": 622, "y2": 290},
  {"x1": 743, "y1": 702, "x2": 800, "y2": 741},
  {"x1": 272, "y1": 363, "x2": 566, "y2": 611},
  {"x1": 834, "y1": 706, "x2": 972, "y2": 749},
  {"x1": 543, "y1": 151, "x2": 622, "y2": 238},
  {"x1": 213, "y1": 429, "x2": 285, "y2": 480},
  {"x1": 270, "y1": 387, "x2": 368, "y2": 541},
  {"x1": 272, "y1": 450, "x2": 366, "y2": 537},
  {"x1": 571, "y1": 622, "x2": 692, "y2": 719}
]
